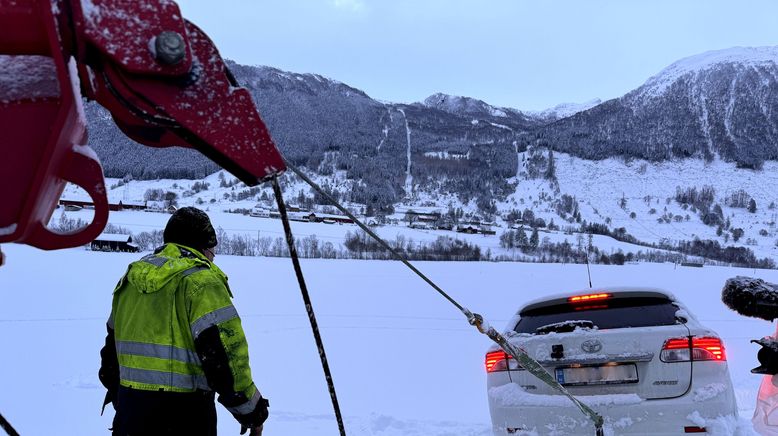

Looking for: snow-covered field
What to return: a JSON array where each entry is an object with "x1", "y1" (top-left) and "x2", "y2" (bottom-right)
[
  {"x1": 55, "y1": 207, "x2": 648, "y2": 260},
  {"x1": 1, "y1": 244, "x2": 777, "y2": 435}
]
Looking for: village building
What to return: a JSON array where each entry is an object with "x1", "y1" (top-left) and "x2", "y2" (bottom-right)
[
  {"x1": 117, "y1": 200, "x2": 146, "y2": 211},
  {"x1": 456, "y1": 222, "x2": 480, "y2": 234},
  {"x1": 145, "y1": 201, "x2": 176, "y2": 213},
  {"x1": 250, "y1": 206, "x2": 271, "y2": 218},
  {"x1": 60, "y1": 198, "x2": 148, "y2": 212},
  {"x1": 305, "y1": 212, "x2": 354, "y2": 224},
  {"x1": 91, "y1": 233, "x2": 139, "y2": 252}
]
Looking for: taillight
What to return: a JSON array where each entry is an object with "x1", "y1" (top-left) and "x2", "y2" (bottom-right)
[
  {"x1": 568, "y1": 293, "x2": 612, "y2": 303},
  {"x1": 486, "y1": 351, "x2": 510, "y2": 372},
  {"x1": 661, "y1": 337, "x2": 726, "y2": 362},
  {"x1": 485, "y1": 350, "x2": 525, "y2": 372}
]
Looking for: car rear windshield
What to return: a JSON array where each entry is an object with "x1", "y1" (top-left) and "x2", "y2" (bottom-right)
[{"x1": 514, "y1": 297, "x2": 679, "y2": 334}]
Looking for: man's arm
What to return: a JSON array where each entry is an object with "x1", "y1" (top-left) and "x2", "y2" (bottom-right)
[
  {"x1": 98, "y1": 322, "x2": 119, "y2": 414},
  {"x1": 188, "y1": 277, "x2": 268, "y2": 428},
  {"x1": 194, "y1": 325, "x2": 269, "y2": 427}
]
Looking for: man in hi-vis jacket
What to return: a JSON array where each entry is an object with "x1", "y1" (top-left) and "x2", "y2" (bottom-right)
[{"x1": 99, "y1": 207, "x2": 268, "y2": 436}]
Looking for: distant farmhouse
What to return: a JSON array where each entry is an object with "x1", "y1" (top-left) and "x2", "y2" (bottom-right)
[
  {"x1": 405, "y1": 211, "x2": 442, "y2": 230},
  {"x1": 251, "y1": 203, "x2": 353, "y2": 224},
  {"x1": 91, "y1": 233, "x2": 139, "y2": 252},
  {"x1": 456, "y1": 221, "x2": 496, "y2": 235},
  {"x1": 304, "y1": 212, "x2": 353, "y2": 224},
  {"x1": 250, "y1": 206, "x2": 271, "y2": 218},
  {"x1": 456, "y1": 222, "x2": 480, "y2": 234},
  {"x1": 60, "y1": 198, "x2": 148, "y2": 212},
  {"x1": 118, "y1": 200, "x2": 146, "y2": 211},
  {"x1": 145, "y1": 201, "x2": 176, "y2": 213}
]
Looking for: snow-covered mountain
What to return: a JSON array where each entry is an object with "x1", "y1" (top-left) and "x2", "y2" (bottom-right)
[
  {"x1": 528, "y1": 98, "x2": 602, "y2": 121},
  {"x1": 83, "y1": 46, "x2": 778, "y2": 266},
  {"x1": 635, "y1": 46, "x2": 778, "y2": 101},
  {"x1": 537, "y1": 46, "x2": 778, "y2": 167},
  {"x1": 421, "y1": 92, "x2": 530, "y2": 123},
  {"x1": 89, "y1": 46, "x2": 778, "y2": 186}
]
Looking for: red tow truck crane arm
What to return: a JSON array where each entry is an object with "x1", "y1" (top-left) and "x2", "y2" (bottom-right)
[{"x1": 0, "y1": 0, "x2": 286, "y2": 251}]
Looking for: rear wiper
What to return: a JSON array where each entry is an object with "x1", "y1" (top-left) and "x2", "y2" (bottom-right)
[{"x1": 535, "y1": 320, "x2": 595, "y2": 335}]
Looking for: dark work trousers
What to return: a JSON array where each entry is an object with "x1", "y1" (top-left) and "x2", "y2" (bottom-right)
[{"x1": 112, "y1": 386, "x2": 217, "y2": 436}]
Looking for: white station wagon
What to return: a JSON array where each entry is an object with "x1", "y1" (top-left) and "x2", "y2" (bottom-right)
[{"x1": 486, "y1": 287, "x2": 738, "y2": 435}]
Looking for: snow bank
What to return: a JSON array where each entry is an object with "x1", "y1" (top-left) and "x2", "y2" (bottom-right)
[{"x1": 489, "y1": 383, "x2": 643, "y2": 408}]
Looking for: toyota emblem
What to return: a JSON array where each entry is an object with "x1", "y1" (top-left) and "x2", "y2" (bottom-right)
[{"x1": 581, "y1": 339, "x2": 603, "y2": 353}]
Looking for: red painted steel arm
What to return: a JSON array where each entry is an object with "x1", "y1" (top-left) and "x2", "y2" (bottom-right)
[{"x1": 0, "y1": 0, "x2": 285, "y2": 251}]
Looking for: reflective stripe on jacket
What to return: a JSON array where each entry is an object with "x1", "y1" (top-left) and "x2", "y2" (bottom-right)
[{"x1": 109, "y1": 243, "x2": 258, "y2": 406}]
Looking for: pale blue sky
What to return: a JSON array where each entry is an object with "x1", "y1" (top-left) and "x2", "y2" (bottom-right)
[{"x1": 177, "y1": 0, "x2": 778, "y2": 111}]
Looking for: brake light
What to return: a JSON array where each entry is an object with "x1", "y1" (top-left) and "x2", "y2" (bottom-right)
[
  {"x1": 486, "y1": 351, "x2": 510, "y2": 372},
  {"x1": 568, "y1": 293, "x2": 611, "y2": 303},
  {"x1": 661, "y1": 337, "x2": 726, "y2": 362}
]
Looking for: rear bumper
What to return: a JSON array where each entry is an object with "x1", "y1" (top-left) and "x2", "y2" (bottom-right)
[{"x1": 488, "y1": 382, "x2": 738, "y2": 435}]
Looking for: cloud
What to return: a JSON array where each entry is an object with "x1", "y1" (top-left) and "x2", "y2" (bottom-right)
[{"x1": 331, "y1": 0, "x2": 365, "y2": 12}]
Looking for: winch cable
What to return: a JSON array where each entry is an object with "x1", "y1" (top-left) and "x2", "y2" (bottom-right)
[
  {"x1": 271, "y1": 177, "x2": 347, "y2": 436},
  {"x1": 0, "y1": 412, "x2": 20, "y2": 436},
  {"x1": 282, "y1": 161, "x2": 606, "y2": 435}
]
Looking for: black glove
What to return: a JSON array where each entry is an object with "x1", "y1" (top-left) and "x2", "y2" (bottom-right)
[
  {"x1": 239, "y1": 398, "x2": 268, "y2": 436},
  {"x1": 240, "y1": 424, "x2": 263, "y2": 436},
  {"x1": 233, "y1": 396, "x2": 269, "y2": 429},
  {"x1": 100, "y1": 389, "x2": 116, "y2": 416}
]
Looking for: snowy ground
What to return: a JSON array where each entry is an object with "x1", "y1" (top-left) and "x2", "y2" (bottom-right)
[
  {"x1": 507, "y1": 154, "x2": 778, "y2": 260},
  {"x1": 1, "y1": 244, "x2": 777, "y2": 435}
]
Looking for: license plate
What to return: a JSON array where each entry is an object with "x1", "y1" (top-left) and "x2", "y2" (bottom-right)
[{"x1": 555, "y1": 364, "x2": 638, "y2": 386}]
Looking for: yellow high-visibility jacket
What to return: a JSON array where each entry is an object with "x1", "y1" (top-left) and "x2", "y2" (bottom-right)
[{"x1": 101, "y1": 243, "x2": 265, "y2": 423}]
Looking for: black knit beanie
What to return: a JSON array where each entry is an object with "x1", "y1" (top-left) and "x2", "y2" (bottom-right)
[{"x1": 163, "y1": 207, "x2": 217, "y2": 250}]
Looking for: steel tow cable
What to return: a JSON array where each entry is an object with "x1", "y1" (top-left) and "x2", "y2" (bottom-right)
[
  {"x1": 0, "y1": 413, "x2": 20, "y2": 436},
  {"x1": 282, "y1": 161, "x2": 606, "y2": 435},
  {"x1": 271, "y1": 177, "x2": 347, "y2": 436}
]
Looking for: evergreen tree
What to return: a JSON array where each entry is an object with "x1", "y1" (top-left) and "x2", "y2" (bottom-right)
[
  {"x1": 515, "y1": 226, "x2": 529, "y2": 248},
  {"x1": 164, "y1": 191, "x2": 178, "y2": 207},
  {"x1": 500, "y1": 231, "x2": 515, "y2": 249},
  {"x1": 529, "y1": 227, "x2": 540, "y2": 250},
  {"x1": 545, "y1": 148, "x2": 556, "y2": 180},
  {"x1": 749, "y1": 199, "x2": 757, "y2": 213},
  {"x1": 404, "y1": 210, "x2": 417, "y2": 226}
]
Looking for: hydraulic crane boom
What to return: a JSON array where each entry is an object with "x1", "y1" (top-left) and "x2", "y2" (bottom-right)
[{"x1": 0, "y1": 0, "x2": 285, "y2": 250}]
